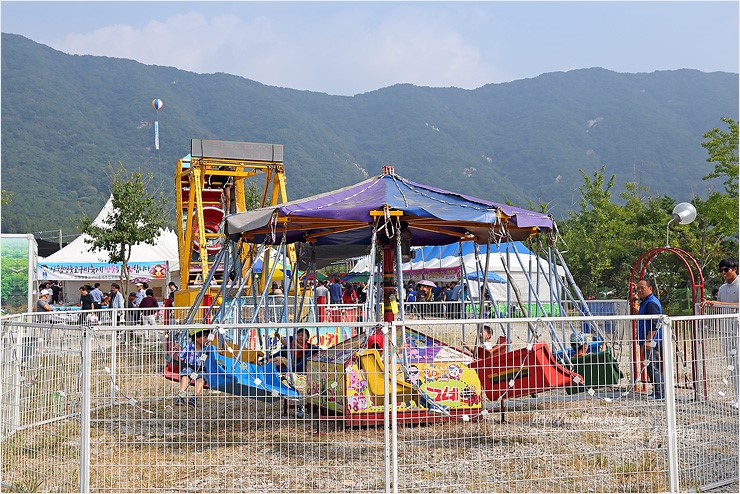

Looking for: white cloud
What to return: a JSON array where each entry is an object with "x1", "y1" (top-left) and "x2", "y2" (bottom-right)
[
  {"x1": 55, "y1": 12, "x2": 246, "y2": 73},
  {"x1": 50, "y1": 7, "x2": 500, "y2": 96}
]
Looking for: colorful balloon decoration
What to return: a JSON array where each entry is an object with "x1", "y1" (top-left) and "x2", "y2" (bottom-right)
[{"x1": 151, "y1": 99, "x2": 163, "y2": 149}]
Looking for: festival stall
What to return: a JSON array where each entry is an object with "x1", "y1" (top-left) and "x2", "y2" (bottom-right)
[{"x1": 37, "y1": 196, "x2": 179, "y2": 303}]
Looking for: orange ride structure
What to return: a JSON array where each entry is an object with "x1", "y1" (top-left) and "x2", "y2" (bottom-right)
[{"x1": 175, "y1": 139, "x2": 292, "y2": 305}]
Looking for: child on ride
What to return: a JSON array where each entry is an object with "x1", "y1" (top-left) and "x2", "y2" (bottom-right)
[
  {"x1": 174, "y1": 328, "x2": 211, "y2": 408},
  {"x1": 269, "y1": 327, "x2": 318, "y2": 373}
]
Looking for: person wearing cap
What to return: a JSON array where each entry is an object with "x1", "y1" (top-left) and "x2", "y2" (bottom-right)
[
  {"x1": 36, "y1": 289, "x2": 53, "y2": 313},
  {"x1": 173, "y1": 328, "x2": 211, "y2": 408},
  {"x1": 570, "y1": 331, "x2": 593, "y2": 358},
  {"x1": 703, "y1": 258, "x2": 739, "y2": 409}
]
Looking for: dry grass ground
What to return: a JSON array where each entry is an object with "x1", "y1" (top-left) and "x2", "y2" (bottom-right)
[{"x1": 3, "y1": 377, "x2": 737, "y2": 492}]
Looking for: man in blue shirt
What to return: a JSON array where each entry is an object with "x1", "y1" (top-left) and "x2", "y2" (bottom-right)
[
  {"x1": 329, "y1": 278, "x2": 343, "y2": 304},
  {"x1": 633, "y1": 278, "x2": 664, "y2": 400},
  {"x1": 90, "y1": 283, "x2": 104, "y2": 309},
  {"x1": 449, "y1": 281, "x2": 462, "y2": 319}
]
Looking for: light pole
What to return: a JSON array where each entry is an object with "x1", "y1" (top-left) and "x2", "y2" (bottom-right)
[{"x1": 665, "y1": 202, "x2": 697, "y2": 247}]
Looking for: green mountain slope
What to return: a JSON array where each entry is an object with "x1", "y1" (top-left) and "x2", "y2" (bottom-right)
[{"x1": 1, "y1": 33, "x2": 737, "y2": 234}]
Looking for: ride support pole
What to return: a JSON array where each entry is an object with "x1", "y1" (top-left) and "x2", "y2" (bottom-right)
[{"x1": 383, "y1": 243, "x2": 395, "y2": 325}]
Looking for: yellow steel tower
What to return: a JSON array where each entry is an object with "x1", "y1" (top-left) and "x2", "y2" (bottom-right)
[{"x1": 175, "y1": 139, "x2": 291, "y2": 305}]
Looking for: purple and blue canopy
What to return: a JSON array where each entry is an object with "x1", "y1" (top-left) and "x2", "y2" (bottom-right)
[{"x1": 225, "y1": 171, "x2": 553, "y2": 265}]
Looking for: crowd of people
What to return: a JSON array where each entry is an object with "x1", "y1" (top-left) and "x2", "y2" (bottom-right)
[
  {"x1": 308, "y1": 277, "x2": 467, "y2": 320},
  {"x1": 35, "y1": 280, "x2": 180, "y2": 327}
]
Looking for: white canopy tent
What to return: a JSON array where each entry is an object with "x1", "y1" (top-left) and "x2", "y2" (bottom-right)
[
  {"x1": 38, "y1": 196, "x2": 179, "y2": 303},
  {"x1": 351, "y1": 241, "x2": 563, "y2": 304}
]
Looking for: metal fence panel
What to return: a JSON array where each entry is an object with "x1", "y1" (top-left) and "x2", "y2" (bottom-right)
[{"x1": 1, "y1": 309, "x2": 737, "y2": 492}]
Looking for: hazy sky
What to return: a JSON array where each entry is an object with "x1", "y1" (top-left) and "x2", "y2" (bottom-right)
[{"x1": 2, "y1": 1, "x2": 738, "y2": 96}]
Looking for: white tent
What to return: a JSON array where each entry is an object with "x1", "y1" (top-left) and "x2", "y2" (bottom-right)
[
  {"x1": 351, "y1": 241, "x2": 563, "y2": 304},
  {"x1": 38, "y1": 196, "x2": 179, "y2": 302}
]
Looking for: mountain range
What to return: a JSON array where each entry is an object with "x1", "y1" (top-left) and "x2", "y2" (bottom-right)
[{"x1": 1, "y1": 33, "x2": 738, "y2": 236}]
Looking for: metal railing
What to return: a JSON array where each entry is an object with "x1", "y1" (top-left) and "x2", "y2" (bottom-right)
[{"x1": 1, "y1": 308, "x2": 737, "y2": 492}]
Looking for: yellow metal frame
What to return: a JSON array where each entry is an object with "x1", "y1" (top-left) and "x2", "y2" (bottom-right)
[{"x1": 175, "y1": 155, "x2": 293, "y2": 291}]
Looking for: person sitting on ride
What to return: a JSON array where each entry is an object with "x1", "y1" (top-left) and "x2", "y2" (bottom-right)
[
  {"x1": 465, "y1": 324, "x2": 506, "y2": 359},
  {"x1": 269, "y1": 328, "x2": 318, "y2": 373},
  {"x1": 173, "y1": 328, "x2": 211, "y2": 408},
  {"x1": 570, "y1": 331, "x2": 605, "y2": 358},
  {"x1": 570, "y1": 331, "x2": 590, "y2": 357}
]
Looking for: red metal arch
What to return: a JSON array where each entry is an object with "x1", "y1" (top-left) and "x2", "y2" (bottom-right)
[
  {"x1": 628, "y1": 247, "x2": 706, "y2": 399},
  {"x1": 629, "y1": 247, "x2": 705, "y2": 310}
]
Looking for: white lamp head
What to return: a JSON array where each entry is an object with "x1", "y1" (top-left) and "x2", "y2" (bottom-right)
[{"x1": 671, "y1": 202, "x2": 697, "y2": 225}]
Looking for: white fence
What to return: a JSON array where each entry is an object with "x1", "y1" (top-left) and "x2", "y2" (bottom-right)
[{"x1": 1, "y1": 307, "x2": 737, "y2": 492}]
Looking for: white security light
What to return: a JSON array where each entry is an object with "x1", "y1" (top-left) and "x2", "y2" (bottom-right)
[
  {"x1": 672, "y1": 202, "x2": 697, "y2": 225},
  {"x1": 666, "y1": 202, "x2": 697, "y2": 247}
]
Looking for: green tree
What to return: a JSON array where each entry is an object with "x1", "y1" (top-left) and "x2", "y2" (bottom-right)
[
  {"x1": 1, "y1": 189, "x2": 12, "y2": 206},
  {"x1": 701, "y1": 117, "x2": 738, "y2": 196},
  {"x1": 559, "y1": 168, "x2": 674, "y2": 298},
  {"x1": 244, "y1": 181, "x2": 261, "y2": 211},
  {"x1": 559, "y1": 166, "x2": 626, "y2": 297},
  {"x1": 674, "y1": 192, "x2": 739, "y2": 274},
  {"x1": 80, "y1": 165, "x2": 168, "y2": 292},
  {"x1": 676, "y1": 117, "x2": 740, "y2": 286}
]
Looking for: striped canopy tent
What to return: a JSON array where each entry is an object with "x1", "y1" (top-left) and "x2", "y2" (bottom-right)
[{"x1": 300, "y1": 272, "x2": 330, "y2": 282}]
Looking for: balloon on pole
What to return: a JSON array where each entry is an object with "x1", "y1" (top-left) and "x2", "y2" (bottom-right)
[{"x1": 151, "y1": 99, "x2": 164, "y2": 150}]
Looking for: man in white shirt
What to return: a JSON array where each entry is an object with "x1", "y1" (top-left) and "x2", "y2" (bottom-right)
[
  {"x1": 314, "y1": 280, "x2": 330, "y2": 322},
  {"x1": 704, "y1": 258, "x2": 739, "y2": 409},
  {"x1": 134, "y1": 282, "x2": 146, "y2": 306}
]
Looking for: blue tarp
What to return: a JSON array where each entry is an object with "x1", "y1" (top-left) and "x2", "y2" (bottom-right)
[
  {"x1": 464, "y1": 270, "x2": 507, "y2": 283},
  {"x1": 411, "y1": 241, "x2": 532, "y2": 262}
]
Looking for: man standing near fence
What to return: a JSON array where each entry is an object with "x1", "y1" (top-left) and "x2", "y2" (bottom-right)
[
  {"x1": 315, "y1": 280, "x2": 329, "y2": 322},
  {"x1": 633, "y1": 278, "x2": 664, "y2": 400},
  {"x1": 109, "y1": 283, "x2": 125, "y2": 311},
  {"x1": 90, "y1": 283, "x2": 104, "y2": 310},
  {"x1": 36, "y1": 289, "x2": 54, "y2": 323},
  {"x1": 139, "y1": 288, "x2": 159, "y2": 327},
  {"x1": 703, "y1": 258, "x2": 739, "y2": 409}
]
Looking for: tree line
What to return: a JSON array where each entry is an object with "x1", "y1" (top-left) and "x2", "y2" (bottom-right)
[{"x1": 557, "y1": 118, "x2": 738, "y2": 313}]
